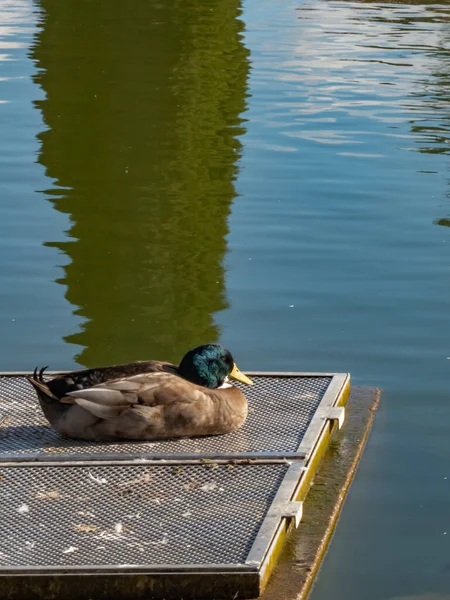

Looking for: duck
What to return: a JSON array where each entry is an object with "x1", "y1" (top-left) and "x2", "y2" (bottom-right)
[{"x1": 27, "y1": 344, "x2": 253, "y2": 442}]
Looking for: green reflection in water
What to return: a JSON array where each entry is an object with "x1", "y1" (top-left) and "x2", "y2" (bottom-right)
[{"x1": 31, "y1": 0, "x2": 249, "y2": 367}]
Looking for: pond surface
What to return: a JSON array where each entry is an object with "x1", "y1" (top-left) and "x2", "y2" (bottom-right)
[{"x1": 1, "y1": 0, "x2": 450, "y2": 598}]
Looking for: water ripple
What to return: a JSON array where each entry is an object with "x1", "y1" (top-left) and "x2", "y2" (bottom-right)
[{"x1": 244, "y1": 0, "x2": 450, "y2": 154}]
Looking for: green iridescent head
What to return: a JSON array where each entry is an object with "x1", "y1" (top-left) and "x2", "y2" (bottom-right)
[{"x1": 178, "y1": 344, "x2": 253, "y2": 389}]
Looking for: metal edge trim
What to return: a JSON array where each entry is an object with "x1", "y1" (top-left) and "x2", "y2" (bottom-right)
[
  {"x1": 246, "y1": 372, "x2": 344, "y2": 377},
  {"x1": 296, "y1": 373, "x2": 350, "y2": 459},
  {"x1": 256, "y1": 376, "x2": 351, "y2": 593},
  {"x1": 244, "y1": 375, "x2": 350, "y2": 571},
  {"x1": 0, "y1": 563, "x2": 259, "y2": 575},
  {"x1": 0, "y1": 372, "x2": 63, "y2": 376},
  {"x1": 244, "y1": 461, "x2": 305, "y2": 568},
  {"x1": 0, "y1": 454, "x2": 304, "y2": 467}
]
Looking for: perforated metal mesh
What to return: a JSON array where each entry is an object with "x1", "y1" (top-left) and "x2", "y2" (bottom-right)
[
  {"x1": 0, "y1": 375, "x2": 331, "y2": 457},
  {"x1": 0, "y1": 463, "x2": 288, "y2": 568}
]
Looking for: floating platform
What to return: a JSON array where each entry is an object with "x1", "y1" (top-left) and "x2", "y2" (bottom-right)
[{"x1": 0, "y1": 372, "x2": 351, "y2": 599}]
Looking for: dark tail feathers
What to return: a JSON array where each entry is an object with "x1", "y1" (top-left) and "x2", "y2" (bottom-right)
[
  {"x1": 28, "y1": 367, "x2": 59, "y2": 401},
  {"x1": 32, "y1": 366, "x2": 49, "y2": 383}
]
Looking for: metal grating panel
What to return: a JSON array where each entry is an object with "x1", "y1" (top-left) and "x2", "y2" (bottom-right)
[
  {"x1": 0, "y1": 375, "x2": 331, "y2": 457},
  {"x1": 0, "y1": 371, "x2": 350, "y2": 599},
  {"x1": 0, "y1": 463, "x2": 288, "y2": 568}
]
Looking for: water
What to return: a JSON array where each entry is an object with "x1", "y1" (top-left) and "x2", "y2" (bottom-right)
[{"x1": 1, "y1": 0, "x2": 450, "y2": 597}]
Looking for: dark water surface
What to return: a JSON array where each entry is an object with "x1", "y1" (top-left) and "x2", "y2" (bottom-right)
[{"x1": 1, "y1": 0, "x2": 450, "y2": 597}]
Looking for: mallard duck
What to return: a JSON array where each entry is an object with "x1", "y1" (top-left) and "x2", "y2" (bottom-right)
[{"x1": 27, "y1": 344, "x2": 253, "y2": 442}]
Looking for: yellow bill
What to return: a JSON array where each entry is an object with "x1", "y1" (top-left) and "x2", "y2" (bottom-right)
[{"x1": 229, "y1": 363, "x2": 254, "y2": 385}]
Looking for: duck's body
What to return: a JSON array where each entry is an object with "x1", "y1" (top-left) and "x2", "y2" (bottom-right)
[{"x1": 28, "y1": 345, "x2": 252, "y2": 442}]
